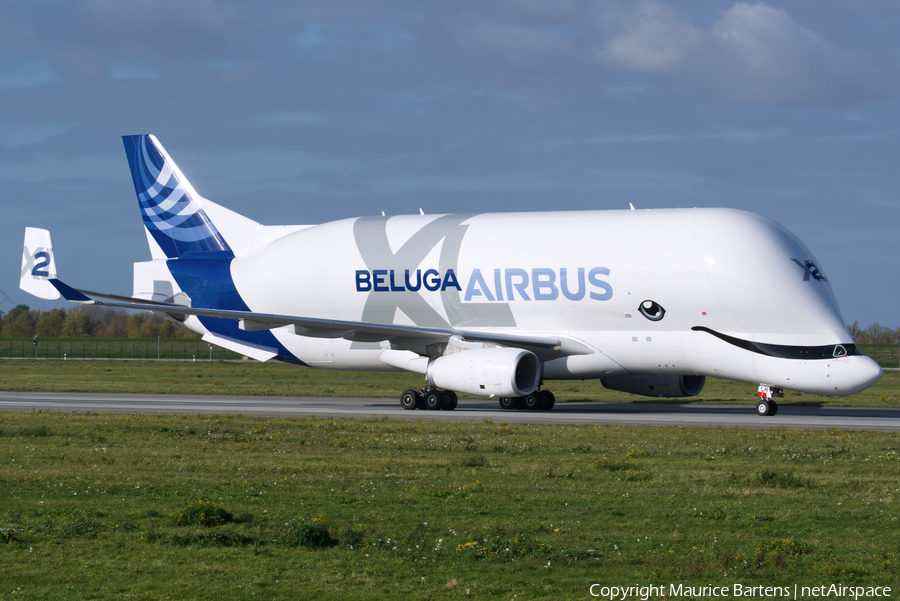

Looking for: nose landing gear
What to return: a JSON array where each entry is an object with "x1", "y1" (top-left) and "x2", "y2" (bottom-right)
[{"x1": 756, "y1": 385, "x2": 783, "y2": 416}]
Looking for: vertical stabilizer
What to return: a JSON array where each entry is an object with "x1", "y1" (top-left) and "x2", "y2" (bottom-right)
[
  {"x1": 20, "y1": 227, "x2": 61, "y2": 300},
  {"x1": 123, "y1": 135, "x2": 231, "y2": 258}
]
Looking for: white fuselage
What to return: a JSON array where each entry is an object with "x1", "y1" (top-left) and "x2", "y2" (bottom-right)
[{"x1": 209, "y1": 207, "x2": 880, "y2": 396}]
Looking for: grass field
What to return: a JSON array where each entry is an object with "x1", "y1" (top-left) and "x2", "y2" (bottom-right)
[
  {"x1": 1, "y1": 410, "x2": 898, "y2": 600},
  {"x1": 2, "y1": 359, "x2": 899, "y2": 599},
  {"x1": 1, "y1": 358, "x2": 900, "y2": 408}
]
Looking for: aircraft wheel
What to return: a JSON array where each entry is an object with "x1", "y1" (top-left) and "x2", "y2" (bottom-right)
[
  {"x1": 756, "y1": 400, "x2": 772, "y2": 416},
  {"x1": 523, "y1": 393, "x2": 540, "y2": 410},
  {"x1": 424, "y1": 391, "x2": 444, "y2": 410},
  {"x1": 769, "y1": 400, "x2": 778, "y2": 416},
  {"x1": 538, "y1": 390, "x2": 555, "y2": 411},
  {"x1": 499, "y1": 396, "x2": 516, "y2": 410},
  {"x1": 400, "y1": 389, "x2": 418, "y2": 410},
  {"x1": 443, "y1": 391, "x2": 458, "y2": 411}
]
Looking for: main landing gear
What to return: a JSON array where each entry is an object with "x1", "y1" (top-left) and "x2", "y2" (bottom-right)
[
  {"x1": 756, "y1": 385, "x2": 783, "y2": 416},
  {"x1": 400, "y1": 387, "x2": 458, "y2": 411},
  {"x1": 498, "y1": 390, "x2": 555, "y2": 411}
]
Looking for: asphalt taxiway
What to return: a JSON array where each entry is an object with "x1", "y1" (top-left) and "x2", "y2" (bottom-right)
[{"x1": 1, "y1": 391, "x2": 899, "y2": 431}]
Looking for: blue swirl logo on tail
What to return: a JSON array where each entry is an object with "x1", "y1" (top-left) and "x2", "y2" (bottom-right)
[{"x1": 122, "y1": 135, "x2": 231, "y2": 258}]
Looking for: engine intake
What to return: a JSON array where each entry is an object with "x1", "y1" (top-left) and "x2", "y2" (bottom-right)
[
  {"x1": 600, "y1": 374, "x2": 705, "y2": 398},
  {"x1": 427, "y1": 347, "x2": 541, "y2": 398}
]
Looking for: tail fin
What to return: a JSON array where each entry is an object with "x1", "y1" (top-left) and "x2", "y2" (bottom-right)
[
  {"x1": 20, "y1": 227, "x2": 60, "y2": 300},
  {"x1": 123, "y1": 135, "x2": 231, "y2": 259}
]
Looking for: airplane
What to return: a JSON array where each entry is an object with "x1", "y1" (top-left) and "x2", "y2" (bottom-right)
[{"x1": 20, "y1": 135, "x2": 882, "y2": 416}]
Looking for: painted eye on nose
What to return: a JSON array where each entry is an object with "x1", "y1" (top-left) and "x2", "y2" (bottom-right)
[{"x1": 639, "y1": 300, "x2": 665, "y2": 321}]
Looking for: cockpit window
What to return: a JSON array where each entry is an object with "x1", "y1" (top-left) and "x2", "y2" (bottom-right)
[{"x1": 822, "y1": 344, "x2": 862, "y2": 358}]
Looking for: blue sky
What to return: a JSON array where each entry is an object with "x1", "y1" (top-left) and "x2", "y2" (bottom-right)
[{"x1": 1, "y1": 1, "x2": 898, "y2": 328}]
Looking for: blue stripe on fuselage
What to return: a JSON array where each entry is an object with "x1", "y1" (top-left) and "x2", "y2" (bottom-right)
[{"x1": 165, "y1": 254, "x2": 306, "y2": 365}]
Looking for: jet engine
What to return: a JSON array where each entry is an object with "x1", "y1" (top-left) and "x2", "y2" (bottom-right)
[
  {"x1": 427, "y1": 347, "x2": 541, "y2": 398},
  {"x1": 600, "y1": 374, "x2": 706, "y2": 398}
]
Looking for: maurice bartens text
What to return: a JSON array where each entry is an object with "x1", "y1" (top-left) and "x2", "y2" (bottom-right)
[{"x1": 588, "y1": 583, "x2": 892, "y2": 600}]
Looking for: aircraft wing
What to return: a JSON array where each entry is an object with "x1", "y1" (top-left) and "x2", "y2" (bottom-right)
[{"x1": 49, "y1": 280, "x2": 591, "y2": 359}]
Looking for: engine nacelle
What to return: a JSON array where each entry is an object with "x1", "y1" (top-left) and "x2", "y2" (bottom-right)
[
  {"x1": 427, "y1": 347, "x2": 541, "y2": 398},
  {"x1": 600, "y1": 374, "x2": 706, "y2": 398}
]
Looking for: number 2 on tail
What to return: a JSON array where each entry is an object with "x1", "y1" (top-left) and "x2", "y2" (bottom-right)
[{"x1": 32, "y1": 251, "x2": 50, "y2": 277}]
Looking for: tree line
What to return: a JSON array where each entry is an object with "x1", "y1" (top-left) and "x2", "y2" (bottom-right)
[
  {"x1": 0, "y1": 305, "x2": 201, "y2": 339},
  {"x1": 846, "y1": 321, "x2": 900, "y2": 344}
]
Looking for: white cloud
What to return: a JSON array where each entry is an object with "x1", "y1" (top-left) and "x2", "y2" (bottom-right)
[
  {"x1": 596, "y1": 1, "x2": 867, "y2": 104},
  {"x1": 597, "y1": 1, "x2": 701, "y2": 71}
]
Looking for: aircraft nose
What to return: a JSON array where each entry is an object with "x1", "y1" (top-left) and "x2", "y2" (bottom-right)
[{"x1": 851, "y1": 356, "x2": 883, "y2": 394}]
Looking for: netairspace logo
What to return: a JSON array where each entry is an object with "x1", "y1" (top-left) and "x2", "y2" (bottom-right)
[
  {"x1": 587, "y1": 583, "x2": 892, "y2": 600},
  {"x1": 356, "y1": 267, "x2": 613, "y2": 301}
]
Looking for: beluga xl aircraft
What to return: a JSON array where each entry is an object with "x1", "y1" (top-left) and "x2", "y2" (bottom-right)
[{"x1": 20, "y1": 135, "x2": 882, "y2": 416}]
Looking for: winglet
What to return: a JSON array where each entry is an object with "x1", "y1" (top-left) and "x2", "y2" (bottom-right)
[
  {"x1": 49, "y1": 279, "x2": 93, "y2": 303},
  {"x1": 20, "y1": 227, "x2": 60, "y2": 300}
]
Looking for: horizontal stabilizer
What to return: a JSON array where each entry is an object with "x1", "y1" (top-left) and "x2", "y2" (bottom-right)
[{"x1": 49, "y1": 279, "x2": 92, "y2": 303}]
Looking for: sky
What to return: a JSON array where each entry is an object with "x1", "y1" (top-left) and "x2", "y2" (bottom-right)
[{"x1": 1, "y1": 0, "x2": 898, "y2": 328}]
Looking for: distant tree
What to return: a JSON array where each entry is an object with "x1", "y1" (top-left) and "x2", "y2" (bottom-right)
[
  {"x1": 35, "y1": 308, "x2": 67, "y2": 337},
  {"x1": 127, "y1": 313, "x2": 161, "y2": 338},
  {"x1": 1, "y1": 305, "x2": 36, "y2": 337},
  {"x1": 0, "y1": 305, "x2": 212, "y2": 340},
  {"x1": 847, "y1": 321, "x2": 900, "y2": 344},
  {"x1": 862, "y1": 322, "x2": 897, "y2": 344},
  {"x1": 126, "y1": 313, "x2": 144, "y2": 338},
  {"x1": 159, "y1": 320, "x2": 176, "y2": 338},
  {"x1": 173, "y1": 320, "x2": 202, "y2": 339},
  {"x1": 84, "y1": 307, "x2": 129, "y2": 338},
  {"x1": 61, "y1": 309, "x2": 94, "y2": 338},
  {"x1": 847, "y1": 320, "x2": 861, "y2": 342}
]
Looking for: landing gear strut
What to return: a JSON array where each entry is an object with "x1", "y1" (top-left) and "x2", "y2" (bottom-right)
[
  {"x1": 498, "y1": 390, "x2": 555, "y2": 411},
  {"x1": 400, "y1": 387, "x2": 458, "y2": 411},
  {"x1": 756, "y1": 385, "x2": 782, "y2": 416}
]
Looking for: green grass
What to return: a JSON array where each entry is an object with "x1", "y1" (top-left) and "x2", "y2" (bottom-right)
[
  {"x1": 0, "y1": 411, "x2": 898, "y2": 599},
  {"x1": 2, "y1": 358, "x2": 900, "y2": 407}
]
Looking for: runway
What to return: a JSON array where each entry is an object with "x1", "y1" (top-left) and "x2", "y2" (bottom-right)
[{"x1": 1, "y1": 391, "x2": 899, "y2": 431}]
